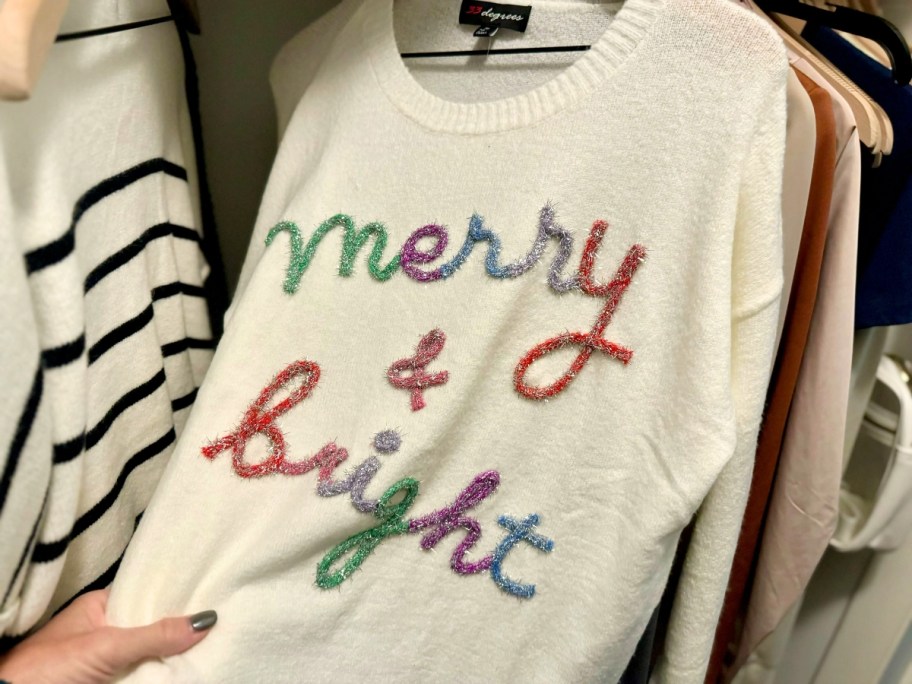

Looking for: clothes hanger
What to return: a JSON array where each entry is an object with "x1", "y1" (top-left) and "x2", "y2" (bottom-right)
[
  {"x1": 55, "y1": 15, "x2": 175, "y2": 42},
  {"x1": 0, "y1": 0, "x2": 70, "y2": 100},
  {"x1": 754, "y1": 0, "x2": 912, "y2": 85},
  {"x1": 834, "y1": 29, "x2": 897, "y2": 154},
  {"x1": 402, "y1": 44, "x2": 590, "y2": 59},
  {"x1": 744, "y1": 0, "x2": 889, "y2": 160},
  {"x1": 777, "y1": 13, "x2": 895, "y2": 157},
  {"x1": 0, "y1": 0, "x2": 199, "y2": 100},
  {"x1": 55, "y1": 0, "x2": 199, "y2": 42},
  {"x1": 763, "y1": 0, "x2": 906, "y2": 157}
]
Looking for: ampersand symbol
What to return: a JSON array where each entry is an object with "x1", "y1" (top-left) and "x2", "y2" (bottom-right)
[
  {"x1": 201, "y1": 360, "x2": 321, "y2": 478},
  {"x1": 387, "y1": 328, "x2": 450, "y2": 411},
  {"x1": 514, "y1": 220, "x2": 647, "y2": 400}
]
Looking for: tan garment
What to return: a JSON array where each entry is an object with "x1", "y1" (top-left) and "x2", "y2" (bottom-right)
[
  {"x1": 709, "y1": 69, "x2": 837, "y2": 684},
  {"x1": 732, "y1": 54, "x2": 861, "y2": 677}
]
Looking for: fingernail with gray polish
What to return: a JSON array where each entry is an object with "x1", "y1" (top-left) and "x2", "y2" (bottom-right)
[{"x1": 190, "y1": 610, "x2": 218, "y2": 631}]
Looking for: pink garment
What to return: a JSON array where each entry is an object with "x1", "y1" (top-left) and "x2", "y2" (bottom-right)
[
  {"x1": 776, "y1": 68, "x2": 817, "y2": 349},
  {"x1": 733, "y1": 53, "x2": 861, "y2": 673}
]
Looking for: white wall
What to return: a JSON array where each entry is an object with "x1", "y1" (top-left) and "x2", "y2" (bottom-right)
[{"x1": 191, "y1": 0, "x2": 340, "y2": 294}]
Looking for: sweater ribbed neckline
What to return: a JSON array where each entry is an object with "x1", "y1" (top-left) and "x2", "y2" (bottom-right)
[{"x1": 363, "y1": 0, "x2": 666, "y2": 134}]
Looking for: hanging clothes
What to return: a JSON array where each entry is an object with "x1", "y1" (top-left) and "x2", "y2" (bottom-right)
[
  {"x1": 802, "y1": 26, "x2": 912, "y2": 330},
  {"x1": 103, "y1": 1, "x2": 787, "y2": 681},
  {"x1": 0, "y1": 0, "x2": 215, "y2": 643}
]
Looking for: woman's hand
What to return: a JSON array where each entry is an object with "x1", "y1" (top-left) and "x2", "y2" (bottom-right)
[{"x1": 0, "y1": 589, "x2": 215, "y2": 684}]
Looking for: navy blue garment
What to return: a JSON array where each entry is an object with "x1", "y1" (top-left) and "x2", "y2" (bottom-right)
[
  {"x1": 618, "y1": 602, "x2": 660, "y2": 684},
  {"x1": 803, "y1": 25, "x2": 912, "y2": 329}
]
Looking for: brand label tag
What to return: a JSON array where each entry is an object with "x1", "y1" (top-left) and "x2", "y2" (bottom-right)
[{"x1": 459, "y1": 1, "x2": 532, "y2": 33}]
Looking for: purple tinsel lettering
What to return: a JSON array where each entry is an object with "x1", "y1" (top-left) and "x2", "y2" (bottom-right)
[
  {"x1": 400, "y1": 224, "x2": 448, "y2": 282},
  {"x1": 407, "y1": 470, "x2": 500, "y2": 574}
]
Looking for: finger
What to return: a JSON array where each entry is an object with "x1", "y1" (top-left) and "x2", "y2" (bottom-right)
[{"x1": 96, "y1": 610, "x2": 217, "y2": 673}]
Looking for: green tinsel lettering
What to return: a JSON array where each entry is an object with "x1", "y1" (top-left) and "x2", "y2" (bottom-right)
[
  {"x1": 316, "y1": 477, "x2": 419, "y2": 589},
  {"x1": 265, "y1": 214, "x2": 401, "y2": 294}
]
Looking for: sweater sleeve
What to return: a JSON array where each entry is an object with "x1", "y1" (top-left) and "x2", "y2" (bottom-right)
[
  {"x1": 654, "y1": 68, "x2": 787, "y2": 683},
  {"x1": 0, "y1": 221, "x2": 52, "y2": 640}
]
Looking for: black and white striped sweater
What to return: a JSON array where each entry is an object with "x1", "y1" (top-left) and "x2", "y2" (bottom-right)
[{"x1": 0, "y1": 0, "x2": 215, "y2": 642}]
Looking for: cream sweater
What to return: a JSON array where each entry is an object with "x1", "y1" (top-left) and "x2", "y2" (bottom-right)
[{"x1": 108, "y1": 1, "x2": 787, "y2": 681}]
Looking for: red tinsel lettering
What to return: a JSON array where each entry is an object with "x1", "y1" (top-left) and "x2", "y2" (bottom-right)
[{"x1": 514, "y1": 221, "x2": 646, "y2": 400}]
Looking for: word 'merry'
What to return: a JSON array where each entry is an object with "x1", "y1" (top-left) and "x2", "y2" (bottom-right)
[{"x1": 265, "y1": 205, "x2": 647, "y2": 400}]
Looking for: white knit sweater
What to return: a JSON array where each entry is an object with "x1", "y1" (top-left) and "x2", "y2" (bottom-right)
[{"x1": 108, "y1": 1, "x2": 787, "y2": 681}]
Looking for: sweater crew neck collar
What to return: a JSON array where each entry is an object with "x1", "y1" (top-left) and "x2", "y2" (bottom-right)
[{"x1": 362, "y1": 0, "x2": 667, "y2": 135}]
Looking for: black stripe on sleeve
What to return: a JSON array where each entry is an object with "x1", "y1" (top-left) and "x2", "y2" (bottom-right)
[
  {"x1": 171, "y1": 387, "x2": 198, "y2": 412},
  {"x1": 53, "y1": 434, "x2": 85, "y2": 465},
  {"x1": 44, "y1": 278, "x2": 207, "y2": 373},
  {"x1": 87, "y1": 304, "x2": 154, "y2": 365},
  {"x1": 29, "y1": 533, "x2": 66, "y2": 564},
  {"x1": 23, "y1": 231, "x2": 74, "y2": 276},
  {"x1": 24, "y1": 159, "x2": 188, "y2": 274},
  {"x1": 0, "y1": 368, "x2": 43, "y2": 516},
  {"x1": 161, "y1": 337, "x2": 214, "y2": 357},
  {"x1": 41, "y1": 334, "x2": 86, "y2": 369},
  {"x1": 76, "y1": 431, "x2": 169, "y2": 538},
  {"x1": 84, "y1": 369, "x2": 166, "y2": 452},
  {"x1": 84, "y1": 222, "x2": 201, "y2": 293},
  {"x1": 52, "y1": 369, "x2": 168, "y2": 466},
  {"x1": 151, "y1": 282, "x2": 207, "y2": 301},
  {"x1": 33, "y1": 428, "x2": 175, "y2": 564},
  {"x1": 52, "y1": 513, "x2": 143, "y2": 617},
  {"x1": 1, "y1": 488, "x2": 48, "y2": 608}
]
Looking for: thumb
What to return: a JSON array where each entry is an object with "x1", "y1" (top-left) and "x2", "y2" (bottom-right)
[{"x1": 96, "y1": 610, "x2": 217, "y2": 673}]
